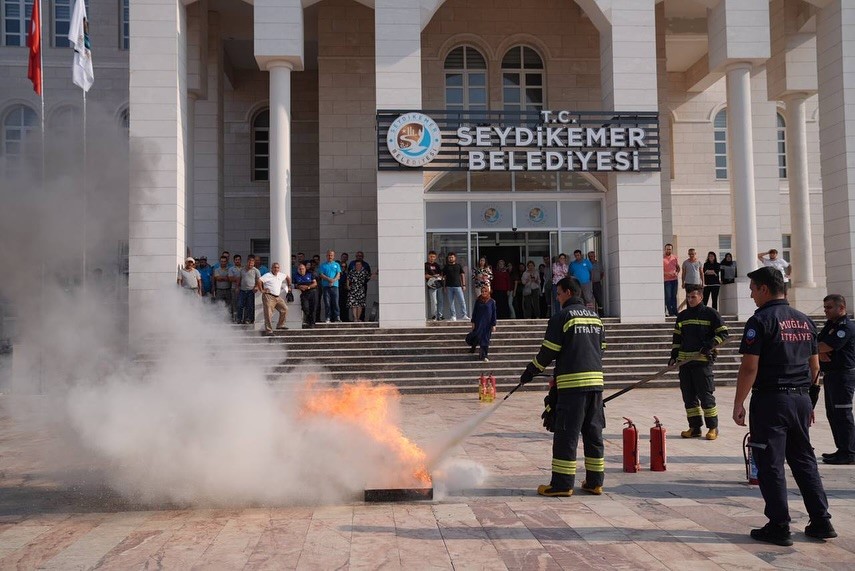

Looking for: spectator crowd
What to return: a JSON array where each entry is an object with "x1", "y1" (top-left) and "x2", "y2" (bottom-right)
[{"x1": 176, "y1": 249, "x2": 377, "y2": 332}]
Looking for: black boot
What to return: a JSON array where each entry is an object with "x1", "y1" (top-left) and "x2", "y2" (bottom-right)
[
  {"x1": 805, "y1": 519, "x2": 837, "y2": 539},
  {"x1": 750, "y1": 523, "x2": 792, "y2": 546}
]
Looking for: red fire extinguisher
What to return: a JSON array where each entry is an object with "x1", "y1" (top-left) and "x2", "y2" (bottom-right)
[
  {"x1": 478, "y1": 373, "x2": 487, "y2": 401},
  {"x1": 488, "y1": 373, "x2": 497, "y2": 402},
  {"x1": 650, "y1": 416, "x2": 667, "y2": 471},
  {"x1": 622, "y1": 417, "x2": 640, "y2": 473},
  {"x1": 743, "y1": 433, "x2": 759, "y2": 485}
]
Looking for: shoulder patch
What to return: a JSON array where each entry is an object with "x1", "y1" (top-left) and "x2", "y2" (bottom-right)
[
  {"x1": 838, "y1": 330, "x2": 846, "y2": 338},
  {"x1": 745, "y1": 328, "x2": 757, "y2": 344}
]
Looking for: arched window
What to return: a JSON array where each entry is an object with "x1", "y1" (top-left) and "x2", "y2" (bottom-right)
[
  {"x1": 777, "y1": 112, "x2": 787, "y2": 179},
  {"x1": 444, "y1": 46, "x2": 487, "y2": 111},
  {"x1": 3, "y1": 0, "x2": 33, "y2": 46},
  {"x1": 50, "y1": 105, "x2": 82, "y2": 135},
  {"x1": 252, "y1": 109, "x2": 269, "y2": 181},
  {"x1": 501, "y1": 46, "x2": 544, "y2": 112},
  {"x1": 714, "y1": 109, "x2": 727, "y2": 180},
  {"x1": 3, "y1": 105, "x2": 38, "y2": 160}
]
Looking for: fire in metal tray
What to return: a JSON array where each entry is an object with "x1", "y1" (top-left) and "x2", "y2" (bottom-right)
[{"x1": 364, "y1": 488, "x2": 434, "y2": 502}]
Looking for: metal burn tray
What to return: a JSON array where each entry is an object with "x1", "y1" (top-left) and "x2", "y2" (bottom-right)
[{"x1": 364, "y1": 488, "x2": 433, "y2": 502}]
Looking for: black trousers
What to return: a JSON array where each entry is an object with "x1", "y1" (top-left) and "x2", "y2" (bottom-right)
[
  {"x1": 702, "y1": 285, "x2": 719, "y2": 310},
  {"x1": 824, "y1": 370, "x2": 855, "y2": 458},
  {"x1": 494, "y1": 291, "x2": 510, "y2": 319},
  {"x1": 551, "y1": 391, "x2": 605, "y2": 490},
  {"x1": 749, "y1": 391, "x2": 830, "y2": 526},
  {"x1": 300, "y1": 289, "x2": 319, "y2": 326},
  {"x1": 679, "y1": 364, "x2": 718, "y2": 429}
]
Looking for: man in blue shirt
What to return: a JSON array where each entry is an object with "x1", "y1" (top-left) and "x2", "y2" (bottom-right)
[
  {"x1": 293, "y1": 262, "x2": 319, "y2": 328},
  {"x1": 319, "y1": 249, "x2": 342, "y2": 322},
  {"x1": 569, "y1": 250, "x2": 594, "y2": 308},
  {"x1": 195, "y1": 256, "x2": 214, "y2": 297}
]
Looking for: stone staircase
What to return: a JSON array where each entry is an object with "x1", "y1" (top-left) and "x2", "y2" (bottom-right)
[{"x1": 254, "y1": 317, "x2": 747, "y2": 394}]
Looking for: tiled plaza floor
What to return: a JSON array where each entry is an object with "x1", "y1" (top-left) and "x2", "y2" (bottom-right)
[{"x1": 1, "y1": 386, "x2": 854, "y2": 570}]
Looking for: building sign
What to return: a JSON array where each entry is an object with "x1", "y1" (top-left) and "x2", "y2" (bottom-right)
[
  {"x1": 378, "y1": 109, "x2": 660, "y2": 173},
  {"x1": 385, "y1": 112, "x2": 442, "y2": 167}
]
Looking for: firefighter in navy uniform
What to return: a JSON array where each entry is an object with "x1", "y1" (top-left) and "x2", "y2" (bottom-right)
[
  {"x1": 733, "y1": 267, "x2": 836, "y2": 546},
  {"x1": 817, "y1": 294, "x2": 855, "y2": 465},
  {"x1": 519, "y1": 277, "x2": 606, "y2": 497},
  {"x1": 670, "y1": 285, "x2": 729, "y2": 440}
]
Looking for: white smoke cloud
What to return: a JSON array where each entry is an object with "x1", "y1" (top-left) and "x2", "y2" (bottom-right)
[{"x1": 0, "y1": 107, "x2": 438, "y2": 507}]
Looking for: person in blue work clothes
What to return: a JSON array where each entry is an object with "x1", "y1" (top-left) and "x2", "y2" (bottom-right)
[
  {"x1": 318, "y1": 249, "x2": 342, "y2": 322},
  {"x1": 519, "y1": 276, "x2": 606, "y2": 497},
  {"x1": 732, "y1": 266, "x2": 836, "y2": 546},
  {"x1": 817, "y1": 294, "x2": 855, "y2": 465}
]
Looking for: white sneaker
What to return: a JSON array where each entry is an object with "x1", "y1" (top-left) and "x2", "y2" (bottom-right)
[
  {"x1": 462, "y1": 315, "x2": 470, "y2": 320},
  {"x1": 325, "y1": 318, "x2": 331, "y2": 323},
  {"x1": 451, "y1": 316, "x2": 457, "y2": 321}
]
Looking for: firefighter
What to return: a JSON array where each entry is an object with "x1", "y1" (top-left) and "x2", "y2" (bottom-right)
[
  {"x1": 669, "y1": 284, "x2": 728, "y2": 440},
  {"x1": 733, "y1": 266, "x2": 835, "y2": 546},
  {"x1": 519, "y1": 276, "x2": 606, "y2": 497},
  {"x1": 817, "y1": 294, "x2": 855, "y2": 464}
]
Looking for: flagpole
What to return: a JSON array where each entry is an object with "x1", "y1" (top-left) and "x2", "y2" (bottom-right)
[
  {"x1": 82, "y1": 89, "x2": 87, "y2": 294},
  {"x1": 38, "y1": 0, "x2": 45, "y2": 182}
]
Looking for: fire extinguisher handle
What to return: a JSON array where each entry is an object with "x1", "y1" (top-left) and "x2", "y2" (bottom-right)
[{"x1": 622, "y1": 417, "x2": 633, "y2": 427}]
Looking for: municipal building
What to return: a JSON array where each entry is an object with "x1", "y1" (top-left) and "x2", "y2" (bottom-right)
[{"x1": 2, "y1": 0, "x2": 854, "y2": 328}]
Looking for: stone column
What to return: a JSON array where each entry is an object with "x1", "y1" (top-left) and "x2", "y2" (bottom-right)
[
  {"x1": 267, "y1": 61, "x2": 293, "y2": 269},
  {"x1": 783, "y1": 94, "x2": 815, "y2": 288},
  {"x1": 375, "y1": 0, "x2": 425, "y2": 328},
  {"x1": 598, "y1": 1, "x2": 664, "y2": 322},
  {"x1": 128, "y1": 0, "x2": 190, "y2": 339},
  {"x1": 725, "y1": 63, "x2": 760, "y2": 317},
  {"x1": 816, "y1": 0, "x2": 855, "y2": 301}
]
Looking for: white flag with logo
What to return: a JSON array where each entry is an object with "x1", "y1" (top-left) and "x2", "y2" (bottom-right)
[{"x1": 67, "y1": 0, "x2": 93, "y2": 92}]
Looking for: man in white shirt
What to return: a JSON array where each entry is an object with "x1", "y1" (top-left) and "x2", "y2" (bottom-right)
[
  {"x1": 177, "y1": 257, "x2": 202, "y2": 296},
  {"x1": 260, "y1": 262, "x2": 291, "y2": 335},
  {"x1": 758, "y1": 249, "x2": 792, "y2": 293}
]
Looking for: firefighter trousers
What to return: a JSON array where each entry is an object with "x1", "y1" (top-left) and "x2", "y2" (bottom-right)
[
  {"x1": 824, "y1": 370, "x2": 855, "y2": 458},
  {"x1": 679, "y1": 364, "x2": 717, "y2": 429},
  {"x1": 551, "y1": 391, "x2": 605, "y2": 491},
  {"x1": 749, "y1": 391, "x2": 830, "y2": 527}
]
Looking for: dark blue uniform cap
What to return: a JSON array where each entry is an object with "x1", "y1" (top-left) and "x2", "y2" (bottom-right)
[{"x1": 747, "y1": 266, "x2": 785, "y2": 292}]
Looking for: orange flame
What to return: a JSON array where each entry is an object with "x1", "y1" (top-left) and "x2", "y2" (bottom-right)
[{"x1": 297, "y1": 381, "x2": 431, "y2": 487}]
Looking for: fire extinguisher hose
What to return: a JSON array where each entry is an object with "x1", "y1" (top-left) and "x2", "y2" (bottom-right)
[{"x1": 603, "y1": 336, "x2": 733, "y2": 406}]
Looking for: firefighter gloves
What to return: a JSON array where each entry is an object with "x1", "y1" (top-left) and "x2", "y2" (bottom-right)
[
  {"x1": 542, "y1": 386, "x2": 558, "y2": 432},
  {"x1": 520, "y1": 363, "x2": 539, "y2": 385}
]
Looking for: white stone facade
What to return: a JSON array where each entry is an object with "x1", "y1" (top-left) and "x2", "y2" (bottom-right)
[{"x1": 3, "y1": 0, "x2": 855, "y2": 326}]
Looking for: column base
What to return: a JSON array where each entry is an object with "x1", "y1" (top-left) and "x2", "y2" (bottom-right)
[
  {"x1": 787, "y1": 285, "x2": 825, "y2": 317},
  {"x1": 719, "y1": 280, "x2": 757, "y2": 321}
]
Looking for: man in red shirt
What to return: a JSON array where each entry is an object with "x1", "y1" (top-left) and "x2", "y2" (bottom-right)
[{"x1": 663, "y1": 243, "x2": 680, "y2": 317}]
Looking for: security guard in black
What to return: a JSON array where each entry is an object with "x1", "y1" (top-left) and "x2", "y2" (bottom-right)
[
  {"x1": 733, "y1": 266, "x2": 833, "y2": 545},
  {"x1": 520, "y1": 277, "x2": 605, "y2": 496},
  {"x1": 817, "y1": 294, "x2": 855, "y2": 464}
]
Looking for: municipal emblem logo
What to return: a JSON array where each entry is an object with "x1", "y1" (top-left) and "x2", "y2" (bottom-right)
[
  {"x1": 386, "y1": 113, "x2": 442, "y2": 167},
  {"x1": 745, "y1": 328, "x2": 757, "y2": 344},
  {"x1": 528, "y1": 207, "x2": 545, "y2": 224},
  {"x1": 838, "y1": 330, "x2": 846, "y2": 338}
]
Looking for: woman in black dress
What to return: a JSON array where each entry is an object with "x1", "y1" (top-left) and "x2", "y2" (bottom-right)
[
  {"x1": 347, "y1": 260, "x2": 370, "y2": 321},
  {"x1": 702, "y1": 251, "x2": 721, "y2": 310}
]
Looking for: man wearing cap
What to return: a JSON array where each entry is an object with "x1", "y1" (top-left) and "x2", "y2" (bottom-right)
[
  {"x1": 177, "y1": 257, "x2": 202, "y2": 295},
  {"x1": 732, "y1": 266, "x2": 835, "y2": 546}
]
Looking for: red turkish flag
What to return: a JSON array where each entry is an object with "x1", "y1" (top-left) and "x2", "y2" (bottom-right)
[{"x1": 27, "y1": 0, "x2": 42, "y2": 95}]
